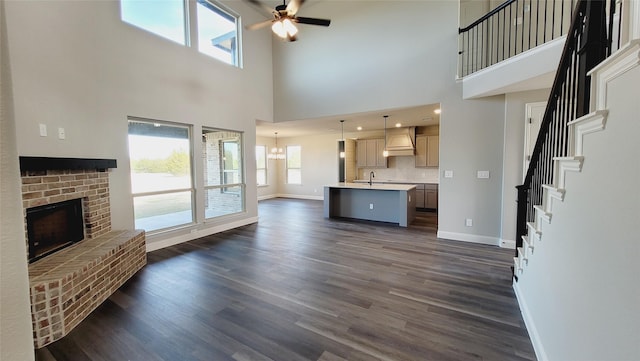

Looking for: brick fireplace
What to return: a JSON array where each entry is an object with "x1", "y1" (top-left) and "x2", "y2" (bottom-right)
[{"x1": 20, "y1": 157, "x2": 146, "y2": 348}]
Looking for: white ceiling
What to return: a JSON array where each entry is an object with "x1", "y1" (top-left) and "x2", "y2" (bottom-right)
[
  {"x1": 247, "y1": 2, "x2": 441, "y2": 138},
  {"x1": 256, "y1": 103, "x2": 441, "y2": 138}
]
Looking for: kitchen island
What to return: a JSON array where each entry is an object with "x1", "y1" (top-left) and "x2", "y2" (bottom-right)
[{"x1": 324, "y1": 183, "x2": 416, "y2": 227}]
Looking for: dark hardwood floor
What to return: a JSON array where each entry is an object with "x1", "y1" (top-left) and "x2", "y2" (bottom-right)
[{"x1": 37, "y1": 198, "x2": 535, "y2": 361}]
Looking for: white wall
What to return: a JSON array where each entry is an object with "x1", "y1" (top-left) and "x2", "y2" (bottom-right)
[
  {"x1": 276, "y1": 133, "x2": 341, "y2": 199},
  {"x1": 501, "y1": 89, "x2": 550, "y2": 246},
  {"x1": 4, "y1": 0, "x2": 273, "y2": 249},
  {"x1": 515, "y1": 63, "x2": 640, "y2": 360},
  {"x1": 272, "y1": 1, "x2": 508, "y2": 245},
  {"x1": 0, "y1": 1, "x2": 35, "y2": 358}
]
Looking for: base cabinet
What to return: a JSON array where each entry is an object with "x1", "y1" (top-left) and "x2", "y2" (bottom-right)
[
  {"x1": 425, "y1": 185, "x2": 438, "y2": 209},
  {"x1": 417, "y1": 184, "x2": 438, "y2": 210}
]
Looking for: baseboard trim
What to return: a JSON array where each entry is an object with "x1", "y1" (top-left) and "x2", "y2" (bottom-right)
[
  {"x1": 500, "y1": 239, "x2": 516, "y2": 249},
  {"x1": 513, "y1": 281, "x2": 549, "y2": 361},
  {"x1": 145, "y1": 216, "x2": 259, "y2": 252},
  {"x1": 436, "y1": 231, "x2": 500, "y2": 246},
  {"x1": 257, "y1": 194, "x2": 278, "y2": 201},
  {"x1": 276, "y1": 193, "x2": 324, "y2": 201}
]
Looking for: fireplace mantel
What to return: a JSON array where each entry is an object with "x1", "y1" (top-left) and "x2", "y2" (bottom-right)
[{"x1": 19, "y1": 156, "x2": 117, "y2": 171}]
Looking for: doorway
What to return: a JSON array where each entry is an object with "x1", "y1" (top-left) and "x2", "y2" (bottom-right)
[{"x1": 523, "y1": 102, "x2": 546, "y2": 180}]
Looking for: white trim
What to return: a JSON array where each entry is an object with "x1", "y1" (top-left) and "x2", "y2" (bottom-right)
[
  {"x1": 568, "y1": 110, "x2": 608, "y2": 156},
  {"x1": 589, "y1": 39, "x2": 640, "y2": 110},
  {"x1": 631, "y1": 0, "x2": 640, "y2": 41},
  {"x1": 437, "y1": 231, "x2": 500, "y2": 246},
  {"x1": 276, "y1": 193, "x2": 324, "y2": 201},
  {"x1": 513, "y1": 281, "x2": 549, "y2": 361},
  {"x1": 257, "y1": 194, "x2": 278, "y2": 201},
  {"x1": 145, "y1": 216, "x2": 258, "y2": 252},
  {"x1": 500, "y1": 239, "x2": 516, "y2": 249}
]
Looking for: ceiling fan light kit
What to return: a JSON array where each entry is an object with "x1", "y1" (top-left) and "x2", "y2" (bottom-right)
[{"x1": 245, "y1": 0, "x2": 331, "y2": 41}]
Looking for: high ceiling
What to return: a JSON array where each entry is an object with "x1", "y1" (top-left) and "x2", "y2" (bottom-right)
[{"x1": 256, "y1": 103, "x2": 441, "y2": 138}]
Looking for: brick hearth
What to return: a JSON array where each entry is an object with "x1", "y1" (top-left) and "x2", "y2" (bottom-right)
[{"x1": 20, "y1": 160, "x2": 146, "y2": 348}]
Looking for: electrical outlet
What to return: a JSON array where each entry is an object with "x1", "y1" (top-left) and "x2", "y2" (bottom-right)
[
  {"x1": 465, "y1": 218, "x2": 473, "y2": 227},
  {"x1": 444, "y1": 170, "x2": 454, "y2": 178},
  {"x1": 477, "y1": 171, "x2": 490, "y2": 179},
  {"x1": 58, "y1": 127, "x2": 66, "y2": 140},
  {"x1": 39, "y1": 124, "x2": 47, "y2": 137},
  {"x1": 369, "y1": 203, "x2": 374, "y2": 210}
]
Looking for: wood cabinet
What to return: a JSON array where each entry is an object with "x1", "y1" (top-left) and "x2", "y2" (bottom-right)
[
  {"x1": 415, "y1": 135, "x2": 439, "y2": 167},
  {"x1": 356, "y1": 138, "x2": 387, "y2": 168},
  {"x1": 414, "y1": 183, "x2": 438, "y2": 210},
  {"x1": 425, "y1": 184, "x2": 438, "y2": 209},
  {"x1": 415, "y1": 184, "x2": 425, "y2": 208}
]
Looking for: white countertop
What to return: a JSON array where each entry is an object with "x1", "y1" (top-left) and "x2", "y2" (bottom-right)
[
  {"x1": 326, "y1": 183, "x2": 416, "y2": 191},
  {"x1": 352, "y1": 179, "x2": 439, "y2": 185}
]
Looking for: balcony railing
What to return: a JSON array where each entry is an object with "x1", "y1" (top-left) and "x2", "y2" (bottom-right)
[{"x1": 459, "y1": 0, "x2": 579, "y2": 77}]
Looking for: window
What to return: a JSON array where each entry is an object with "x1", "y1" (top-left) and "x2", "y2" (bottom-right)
[
  {"x1": 128, "y1": 119, "x2": 193, "y2": 232},
  {"x1": 203, "y1": 128, "x2": 245, "y2": 219},
  {"x1": 196, "y1": 0, "x2": 240, "y2": 66},
  {"x1": 120, "y1": 0, "x2": 241, "y2": 67},
  {"x1": 256, "y1": 145, "x2": 267, "y2": 186},
  {"x1": 120, "y1": 0, "x2": 187, "y2": 45},
  {"x1": 286, "y1": 145, "x2": 302, "y2": 184}
]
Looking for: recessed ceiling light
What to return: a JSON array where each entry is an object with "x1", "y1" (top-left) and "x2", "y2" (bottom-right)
[
  {"x1": 434, "y1": 108, "x2": 441, "y2": 114},
  {"x1": 395, "y1": 123, "x2": 402, "y2": 128},
  {"x1": 357, "y1": 126, "x2": 363, "y2": 131}
]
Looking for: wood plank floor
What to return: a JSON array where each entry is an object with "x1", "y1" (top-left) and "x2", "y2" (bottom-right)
[{"x1": 38, "y1": 198, "x2": 536, "y2": 361}]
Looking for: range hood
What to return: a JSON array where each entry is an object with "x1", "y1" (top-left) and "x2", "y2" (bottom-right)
[{"x1": 385, "y1": 127, "x2": 416, "y2": 156}]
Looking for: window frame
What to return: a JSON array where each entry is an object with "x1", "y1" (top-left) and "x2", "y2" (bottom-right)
[
  {"x1": 256, "y1": 145, "x2": 268, "y2": 186},
  {"x1": 127, "y1": 118, "x2": 195, "y2": 234},
  {"x1": 119, "y1": 0, "x2": 242, "y2": 67},
  {"x1": 195, "y1": 0, "x2": 242, "y2": 67},
  {"x1": 202, "y1": 127, "x2": 246, "y2": 220},
  {"x1": 286, "y1": 145, "x2": 302, "y2": 185}
]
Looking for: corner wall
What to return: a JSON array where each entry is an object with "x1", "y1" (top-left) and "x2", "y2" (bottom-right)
[{"x1": 0, "y1": 0, "x2": 36, "y2": 358}]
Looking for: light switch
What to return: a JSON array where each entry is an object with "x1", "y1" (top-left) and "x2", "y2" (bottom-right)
[
  {"x1": 39, "y1": 124, "x2": 47, "y2": 137},
  {"x1": 465, "y1": 218, "x2": 473, "y2": 227},
  {"x1": 58, "y1": 127, "x2": 66, "y2": 140},
  {"x1": 477, "y1": 171, "x2": 490, "y2": 179},
  {"x1": 444, "y1": 170, "x2": 454, "y2": 178}
]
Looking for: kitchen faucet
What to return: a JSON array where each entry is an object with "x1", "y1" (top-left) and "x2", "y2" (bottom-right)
[{"x1": 369, "y1": 171, "x2": 375, "y2": 186}]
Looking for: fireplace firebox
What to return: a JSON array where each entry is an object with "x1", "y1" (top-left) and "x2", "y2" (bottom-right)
[{"x1": 27, "y1": 198, "x2": 84, "y2": 263}]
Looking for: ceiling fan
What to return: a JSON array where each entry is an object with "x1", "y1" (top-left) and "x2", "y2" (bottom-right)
[{"x1": 245, "y1": 0, "x2": 331, "y2": 41}]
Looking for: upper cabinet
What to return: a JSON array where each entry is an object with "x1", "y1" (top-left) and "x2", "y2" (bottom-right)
[
  {"x1": 415, "y1": 135, "x2": 439, "y2": 167},
  {"x1": 356, "y1": 138, "x2": 388, "y2": 168}
]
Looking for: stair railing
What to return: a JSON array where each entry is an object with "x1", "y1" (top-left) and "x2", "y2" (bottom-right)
[
  {"x1": 458, "y1": 0, "x2": 578, "y2": 77},
  {"x1": 514, "y1": 0, "x2": 622, "y2": 279}
]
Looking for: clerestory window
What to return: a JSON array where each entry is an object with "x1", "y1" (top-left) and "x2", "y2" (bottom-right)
[{"x1": 120, "y1": 0, "x2": 241, "y2": 67}]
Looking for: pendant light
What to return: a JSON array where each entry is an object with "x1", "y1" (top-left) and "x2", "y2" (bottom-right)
[
  {"x1": 339, "y1": 120, "x2": 345, "y2": 159},
  {"x1": 267, "y1": 132, "x2": 285, "y2": 160},
  {"x1": 383, "y1": 115, "x2": 389, "y2": 157}
]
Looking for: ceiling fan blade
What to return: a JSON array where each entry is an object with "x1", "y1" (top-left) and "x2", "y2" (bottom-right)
[
  {"x1": 246, "y1": 19, "x2": 274, "y2": 30},
  {"x1": 244, "y1": 0, "x2": 278, "y2": 16},
  {"x1": 286, "y1": 0, "x2": 304, "y2": 16},
  {"x1": 295, "y1": 17, "x2": 331, "y2": 27}
]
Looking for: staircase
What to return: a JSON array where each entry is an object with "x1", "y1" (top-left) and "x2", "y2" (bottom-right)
[{"x1": 514, "y1": 39, "x2": 639, "y2": 277}]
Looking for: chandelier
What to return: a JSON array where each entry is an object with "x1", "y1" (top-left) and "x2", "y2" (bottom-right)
[{"x1": 268, "y1": 132, "x2": 285, "y2": 160}]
